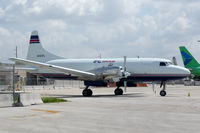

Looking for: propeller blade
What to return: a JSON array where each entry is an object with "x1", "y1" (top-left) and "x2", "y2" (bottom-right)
[
  {"x1": 124, "y1": 81, "x2": 127, "y2": 93},
  {"x1": 123, "y1": 56, "x2": 127, "y2": 93},
  {"x1": 123, "y1": 56, "x2": 127, "y2": 71}
]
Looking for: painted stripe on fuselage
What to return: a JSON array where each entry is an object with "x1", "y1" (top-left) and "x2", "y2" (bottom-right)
[
  {"x1": 127, "y1": 74, "x2": 188, "y2": 81},
  {"x1": 30, "y1": 39, "x2": 40, "y2": 44},
  {"x1": 132, "y1": 74, "x2": 188, "y2": 77},
  {"x1": 38, "y1": 73, "x2": 188, "y2": 81}
]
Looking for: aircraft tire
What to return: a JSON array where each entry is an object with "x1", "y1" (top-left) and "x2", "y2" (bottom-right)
[
  {"x1": 160, "y1": 90, "x2": 166, "y2": 96},
  {"x1": 87, "y1": 89, "x2": 93, "y2": 96},
  {"x1": 114, "y1": 88, "x2": 123, "y2": 95},
  {"x1": 82, "y1": 89, "x2": 93, "y2": 97}
]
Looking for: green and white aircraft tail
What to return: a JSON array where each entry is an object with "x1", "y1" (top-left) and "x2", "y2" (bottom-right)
[{"x1": 179, "y1": 46, "x2": 200, "y2": 78}]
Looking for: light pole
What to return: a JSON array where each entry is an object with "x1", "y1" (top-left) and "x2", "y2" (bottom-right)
[{"x1": 12, "y1": 64, "x2": 16, "y2": 106}]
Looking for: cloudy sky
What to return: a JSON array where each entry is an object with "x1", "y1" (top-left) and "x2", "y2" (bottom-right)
[{"x1": 1, "y1": 0, "x2": 200, "y2": 66}]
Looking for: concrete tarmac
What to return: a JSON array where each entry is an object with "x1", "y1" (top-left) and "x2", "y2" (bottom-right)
[{"x1": 0, "y1": 85, "x2": 200, "y2": 133}]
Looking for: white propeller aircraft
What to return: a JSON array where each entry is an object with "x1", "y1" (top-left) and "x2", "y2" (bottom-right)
[{"x1": 10, "y1": 31, "x2": 190, "y2": 97}]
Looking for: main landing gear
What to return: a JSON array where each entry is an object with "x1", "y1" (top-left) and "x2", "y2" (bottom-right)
[
  {"x1": 160, "y1": 81, "x2": 167, "y2": 96},
  {"x1": 82, "y1": 86, "x2": 124, "y2": 96},
  {"x1": 82, "y1": 86, "x2": 93, "y2": 97},
  {"x1": 114, "y1": 87, "x2": 123, "y2": 95}
]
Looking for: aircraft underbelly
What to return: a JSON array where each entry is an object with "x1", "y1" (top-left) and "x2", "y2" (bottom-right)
[{"x1": 126, "y1": 74, "x2": 186, "y2": 81}]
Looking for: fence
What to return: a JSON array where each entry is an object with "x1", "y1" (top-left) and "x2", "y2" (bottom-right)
[{"x1": 22, "y1": 80, "x2": 85, "y2": 91}]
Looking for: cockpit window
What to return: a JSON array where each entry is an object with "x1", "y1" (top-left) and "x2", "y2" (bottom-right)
[
  {"x1": 160, "y1": 62, "x2": 166, "y2": 66},
  {"x1": 160, "y1": 62, "x2": 172, "y2": 66},
  {"x1": 167, "y1": 62, "x2": 172, "y2": 65}
]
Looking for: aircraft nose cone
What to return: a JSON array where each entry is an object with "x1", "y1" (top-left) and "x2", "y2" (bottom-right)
[
  {"x1": 173, "y1": 66, "x2": 190, "y2": 77},
  {"x1": 180, "y1": 67, "x2": 190, "y2": 76},
  {"x1": 184, "y1": 68, "x2": 191, "y2": 75}
]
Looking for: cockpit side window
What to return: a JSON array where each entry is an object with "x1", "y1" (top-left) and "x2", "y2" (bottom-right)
[
  {"x1": 167, "y1": 62, "x2": 172, "y2": 65},
  {"x1": 160, "y1": 62, "x2": 166, "y2": 66}
]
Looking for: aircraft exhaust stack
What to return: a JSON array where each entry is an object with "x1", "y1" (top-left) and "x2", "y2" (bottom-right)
[{"x1": 172, "y1": 56, "x2": 178, "y2": 65}]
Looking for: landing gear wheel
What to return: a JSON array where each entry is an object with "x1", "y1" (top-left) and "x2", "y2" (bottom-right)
[
  {"x1": 114, "y1": 88, "x2": 123, "y2": 95},
  {"x1": 82, "y1": 89, "x2": 93, "y2": 97},
  {"x1": 160, "y1": 90, "x2": 166, "y2": 96}
]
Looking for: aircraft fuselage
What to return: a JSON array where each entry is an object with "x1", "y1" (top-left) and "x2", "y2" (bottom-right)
[{"x1": 33, "y1": 58, "x2": 190, "y2": 82}]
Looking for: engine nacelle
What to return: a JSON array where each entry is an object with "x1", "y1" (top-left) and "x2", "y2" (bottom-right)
[
  {"x1": 116, "y1": 81, "x2": 137, "y2": 87},
  {"x1": 84, "y1": 80, "x2": 137, "y2": 87},
  {"x1": 84, "y1": 80, "x2": 107, "y2": 87}
]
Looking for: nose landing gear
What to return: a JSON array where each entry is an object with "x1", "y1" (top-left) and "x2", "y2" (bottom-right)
[
  {"x1": 160, "y1": 81, "x2": 167, "y2": 96},
  {"x1": 160, "y1": 90, "x2": 166, "y2": 96}
]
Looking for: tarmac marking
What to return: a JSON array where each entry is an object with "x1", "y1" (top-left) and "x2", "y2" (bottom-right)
[
  {"x1": 7, "y1": 109, "x2": 60, "y2": 121},
  {"x1": 7, "y1": 114, "x2": 37, "y2": 121},
  {"x1": 31, "y1": 109, "x2": 60, "y2": 114}
]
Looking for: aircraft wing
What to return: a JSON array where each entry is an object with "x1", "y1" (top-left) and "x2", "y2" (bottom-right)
[{"x1": 9, "y1": 58, "x2": 96, "y2": 78}]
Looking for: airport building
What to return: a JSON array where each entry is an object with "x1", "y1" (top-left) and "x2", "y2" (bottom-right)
[
  {"x1": 0, "y1": 66, "x2": 12, "y2": 85},
  {"x1": 0, "y1": 62, "x2": 84, "y2": 90},
  {"x1": 0, "y1": 62, "x2": 48, "y2": 87}
]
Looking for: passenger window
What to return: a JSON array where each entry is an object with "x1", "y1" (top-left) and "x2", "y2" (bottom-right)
[{"x1": 160, "y1": 62, "x2": 166, "y2": 66}]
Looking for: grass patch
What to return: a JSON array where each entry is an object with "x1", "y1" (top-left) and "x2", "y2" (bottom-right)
[{"x1": 42, "y1": 97, "x2": 68, "y2": 103}]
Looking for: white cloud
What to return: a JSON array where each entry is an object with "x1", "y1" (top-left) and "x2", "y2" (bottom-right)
[
  {"x1": 0, "y1": 28, "x2": 27, "y2": 62},
  {"x1": 61, "y1": 0, "x2": 103, "y2": 16},
  {"x1": 0, "y1": 0, "x2": 200, "y2": 65},
  {"x1": 0, "y1": 27, "x2": 11, "y2": 36},
  {"x1": 25, "y1": 5, "x2": 42, "y2": 14},
  {"x1": 166, "y1": 13, "x2": 191, "y2": 32},
  {"x1": 122, "y1": 0, "x2": 141, "y2": 15},
  {"x1": 0, "y1": 8, "x2": 5, "y2": 17},
  {"x1": 44, "y1": 19, "x2": 68, "y2": 30},
  {"x1": 143, "y1": 15, "x2": 157, "y2": 31},
  {"x1": 118, "y1": 17, "x2": 142, "y2": 33},
  {"x1": 22, "y1": 0, "x2": 103, "y2": 16},
  {"x1": 14, "y1": 0, "x2": 27, "y2": 5}
]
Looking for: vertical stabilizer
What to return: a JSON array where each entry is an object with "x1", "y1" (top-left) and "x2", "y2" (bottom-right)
[
  {"x1": 179, "y1": 46, "x2": 200, "y2": 68},
  {"x1": 26, "y1": 31, "x2": 64, "y2": 63}
]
